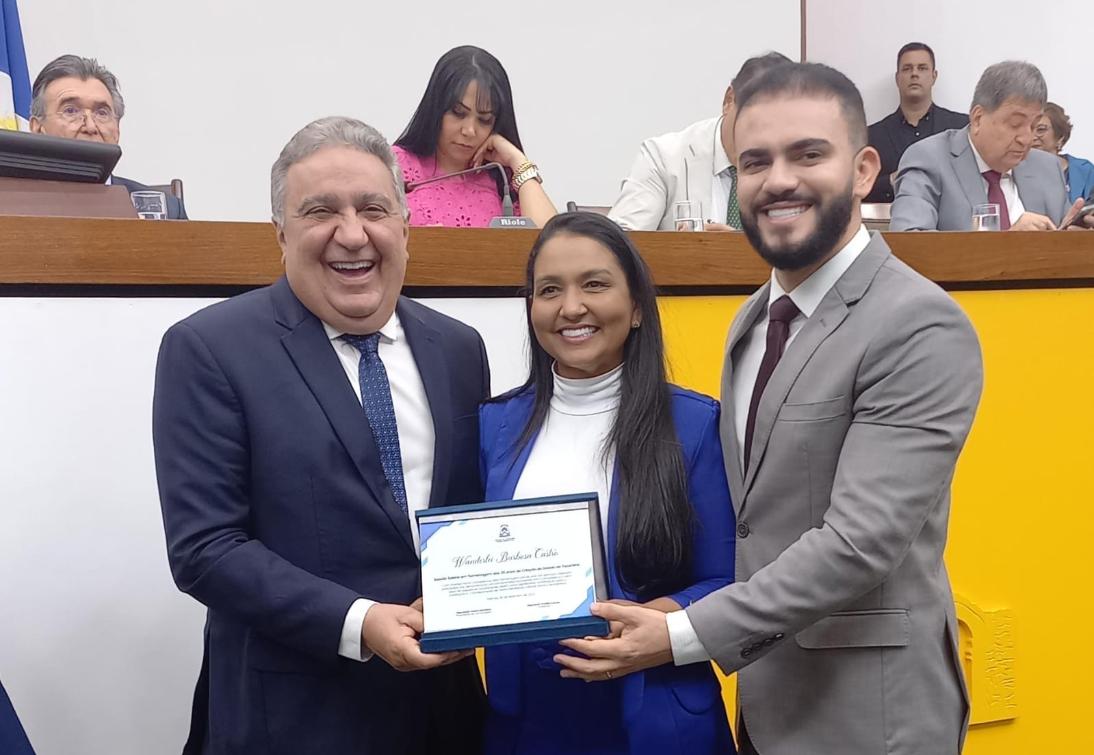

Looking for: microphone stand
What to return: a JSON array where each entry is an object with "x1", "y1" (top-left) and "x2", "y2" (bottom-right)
[{"x1": 404, "y1": 161, "x2": 535, "y2": 228}]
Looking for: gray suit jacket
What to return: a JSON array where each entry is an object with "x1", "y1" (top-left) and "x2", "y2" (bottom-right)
[
  {"x1": 608, "y1": 116, "x2": 720, "y2": 230},
  {"x1": 890, "y1": 126, "x2": 1068, "y2": 230},
  {"x1": 686, "y1": 233, "x2": 983, "y2": 754}
]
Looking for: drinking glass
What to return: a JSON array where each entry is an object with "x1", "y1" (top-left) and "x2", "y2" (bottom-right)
[
  {"x1": 971, "y1": 203, "x2": 1000, "y2": 231},
  {"x1": 672, "y1": 200, "x2": 703, "y2": 232},
  {"x1": 131, "y1": 191, "x2": 167, "y2": 220}
]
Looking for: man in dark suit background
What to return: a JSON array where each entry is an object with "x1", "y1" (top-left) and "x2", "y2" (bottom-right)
[
  {"x1": 153, "y1": 116, "x2": 487, "y2": 753},
  {"x1": 866, "y1": 42, "x2": 968, "y2": 203},
  {"x1": 29, "y1": 54, "x2": 188, "y2": 219}
]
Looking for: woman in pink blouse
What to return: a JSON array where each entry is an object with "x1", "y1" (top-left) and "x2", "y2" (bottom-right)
[{"x1": 393, "y1": 46, "x2": 557, "y2": 228}]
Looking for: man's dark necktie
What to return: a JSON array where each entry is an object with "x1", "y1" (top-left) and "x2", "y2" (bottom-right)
[
  {"x1": 743, "y1": 295, "x2": 801, "y2": 470},
  {"x1": 343, "y1": 333, "x2": 408, "y2": 512},
  {"x1": 982, "y1": 170, "x2": 1011, "y2": 230},
  {"x1": 725, "y1": 165, "x2": 742, "y2": 229}
]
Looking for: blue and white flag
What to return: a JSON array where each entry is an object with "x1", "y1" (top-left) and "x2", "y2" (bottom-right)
[{"x1": 0, "y1": 0, "x2": 30, "y2": 131}]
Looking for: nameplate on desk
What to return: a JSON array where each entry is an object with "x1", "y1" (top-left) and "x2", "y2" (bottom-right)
[
  {"x1": 488, "y1": 215, "x2": 537, "y2": 228},
  {"x1": 416, "y1": 493, "x2": 609, "y2": 652}
]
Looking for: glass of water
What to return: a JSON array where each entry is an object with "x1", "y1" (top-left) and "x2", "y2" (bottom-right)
[
  {"x1": 971, "y1": 203, "x2": 1000, "y2": 231},
  {"x1": 673, "y1": 200, "x2": 703, "y2": 232},
  {"x1": 131, "y1": 190, "x2": 167, "y2": 220}
]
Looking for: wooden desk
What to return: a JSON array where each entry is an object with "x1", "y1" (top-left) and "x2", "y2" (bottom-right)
[{"x1": 0, "y1": 216, "x2": 1092, "y2": 292}]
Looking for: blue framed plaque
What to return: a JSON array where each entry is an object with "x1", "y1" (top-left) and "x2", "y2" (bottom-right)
[{"x1": 416, "y1": 492, "x2": 610, "y2": 653}]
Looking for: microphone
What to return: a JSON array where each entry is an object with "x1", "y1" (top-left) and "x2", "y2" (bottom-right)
[{"x1": 404, "y1": 161, "x2": 536, "y2": 228}]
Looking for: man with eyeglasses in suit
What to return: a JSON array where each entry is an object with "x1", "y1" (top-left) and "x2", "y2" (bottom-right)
[{"x1": 29, "y1": 54, "x2": 188, "y2": 219}]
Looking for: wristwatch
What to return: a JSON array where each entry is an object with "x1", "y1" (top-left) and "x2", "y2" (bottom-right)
[{"x1": 511, "y1": 161, "x2": 542, "y2": 192}]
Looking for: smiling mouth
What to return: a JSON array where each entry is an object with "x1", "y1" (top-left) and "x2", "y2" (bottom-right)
[
  {"x1": 329, "y1": 260, "x2": 376, "y2": 278},
  {"x1": 559, "y1": 325, "x2": 598, "y2": 341},
  {"x1": 763, "y1": 204, "x2": 811, "y2": 222}
]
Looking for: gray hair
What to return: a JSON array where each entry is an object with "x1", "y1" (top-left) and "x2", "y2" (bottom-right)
[
  {"x1": 30, "y1": 54, "x2": 126, "y2": 120},
  {"x1": 971, "y1": 61, "x2": 1047, "y2": 113},
  {"x1": 270, "y1": 116, "x2": 407, "y2": 224}
]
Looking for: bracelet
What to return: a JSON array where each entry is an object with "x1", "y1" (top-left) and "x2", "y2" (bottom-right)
[{"x1": 511, "y1": 162, "x2": 542, "y2": 192}]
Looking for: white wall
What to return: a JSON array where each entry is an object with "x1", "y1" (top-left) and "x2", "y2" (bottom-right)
[
  {"x1": 807, "y1": 0, "x2": 1094, "y2": 159},
  {"x1": 19, "y1": 0, "x2": 801, "y2": 222},
  {"x1": 0, "y1": 296, "x2": 528, "y2": 755}
]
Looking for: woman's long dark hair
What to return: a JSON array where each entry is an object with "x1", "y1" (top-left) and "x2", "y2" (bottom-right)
[
  {"x1": 394, "y1": 45, "x2": 522, "y2": 200},
  {"x1": 505, "y1": 212, "x2": 693, "y2": 600}
]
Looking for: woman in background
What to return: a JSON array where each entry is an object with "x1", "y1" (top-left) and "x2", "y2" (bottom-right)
[
  {"x1": 394, "y1": 45, "x2": 557, "y2": 227},
  {"x1": 1032, "y1": 102, "x2": 1094, "y2": 202},
  {"x1": 478, "y1": 212, "x2": 736, "y2": 755}
]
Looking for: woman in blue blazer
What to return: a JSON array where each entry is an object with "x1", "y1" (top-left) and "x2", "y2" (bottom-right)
[
  {"x1": 1034, "y1": 103, "x2": 1094, "y2": 202},
  {"x1": 479, "y1": 212, "x2": 736, "y2": 755}
]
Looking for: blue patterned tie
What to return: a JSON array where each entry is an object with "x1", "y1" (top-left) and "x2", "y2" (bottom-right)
[{"x1": 343, "y1": 333, "x2": 408, "y2": 513}]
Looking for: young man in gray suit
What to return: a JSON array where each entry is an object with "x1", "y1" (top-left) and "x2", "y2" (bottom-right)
[
  {"x1": 891, "y1": 60, "x2": 1093, "y2": 231},
  {"x1": 558, "y1": 63, "x2": 983, "y2": 755}
]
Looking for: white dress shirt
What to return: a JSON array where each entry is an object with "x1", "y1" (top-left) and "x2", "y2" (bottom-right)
[
  {"x1": 709, "y1": 116, "x2": 735, "y2": 224},
  {"x1": 512, "y1": 364, "x2": 622, "y2": 533},
  {"x1": 665, "y1": 225, "x2": 872, "y2": 665},
  {"x1": 321, "y1": 312, "x2": 435, "y2": 662},
  {"x1": 969, "y1": 136, "x2": 1026, "y2": 223}
]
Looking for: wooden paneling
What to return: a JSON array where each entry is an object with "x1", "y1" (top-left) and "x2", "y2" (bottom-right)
[{"x1": 0, "y1": 216, "x2": 1092, "y2": 289}]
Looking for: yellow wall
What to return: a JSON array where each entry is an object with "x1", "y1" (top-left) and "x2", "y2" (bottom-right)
[{"x1": 658, "y1": 289, "x2": 1094, "y2": 752}]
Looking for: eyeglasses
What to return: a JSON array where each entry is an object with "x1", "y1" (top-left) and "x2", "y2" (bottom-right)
[{"x1": 53, "y1": 104, "x2": 118, "y2": 125}]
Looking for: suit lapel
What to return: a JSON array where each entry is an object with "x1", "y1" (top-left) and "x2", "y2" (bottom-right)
[
  {"x1": 397, "y1": 299, "x2": 453, "y2": 511},
  {"x1": 722, "y1": 287, "x2": 769, "y2": 510},
  {"x1": 951, "y1": 127, "x2": 988, "y2": 211},
  {"x1": 741, "y1": 235, "x2": 892, "y2": 499},
  {"x1": 488, "y1": 394, "x2": 538, "y2": 501},
  {"x1": 1011, "y1": 158, "x2": 1042, "y2": 214},
  {"x1": 273, "y1": 280, "x2": 415, "y2": 551},
  {"x1": 741, "y1": 297, "x2": 849, "y2": 498},
  {"x1": 683, "y1": 120, "x2": 717, "y2": 216}
]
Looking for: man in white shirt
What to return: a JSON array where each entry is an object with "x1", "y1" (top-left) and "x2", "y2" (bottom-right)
[
  {"x1": 891, "y1": 60, "x2": 1093, "y2": 231},
  {"x1": 153, "y1": 117, "x2": 488, "y2": 754},
  {"x1": 607, "y1": 52, "x2": 791, "y2": 231},
  {"x1": 556, "y1": 63, "x2": 983, "y2": 755}
]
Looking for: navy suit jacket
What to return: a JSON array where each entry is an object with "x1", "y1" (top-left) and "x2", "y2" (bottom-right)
[
  {"x1": 478, "y1": 386, "x2": 736, "y2": 755},
  {"x1": 113, "y1": 175, "x2": 188, "y2": 219},
  {"x1": 153, "y1": 277, "x2": 488, "y2": 754},
  {"x1": 0, "y1": 678, "x2": 34, "y2": 755}
]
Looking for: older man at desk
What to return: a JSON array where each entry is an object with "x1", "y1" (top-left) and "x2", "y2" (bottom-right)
[
  {"x1": 29, "y1": 54, "x2": 188, "y2": 219},
  {"x1": 891, "y1": 60, "x2": 1093, "y2": 231}
]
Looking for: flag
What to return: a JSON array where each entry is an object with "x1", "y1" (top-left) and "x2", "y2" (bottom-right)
[{"x1": 0, "y1": 0, "x2": 30, "y2": 131}]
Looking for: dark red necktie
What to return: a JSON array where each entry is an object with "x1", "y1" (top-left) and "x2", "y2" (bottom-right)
[
  {"x1": 982, "y1": 170, "x2": 1011, "y2": 230},
  {"x1": 744, "y1": 295, "x2": 801, "y2": 470}
]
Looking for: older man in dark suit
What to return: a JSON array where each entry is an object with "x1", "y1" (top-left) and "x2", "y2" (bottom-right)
[
  {"x1": 153, "y1": 116, "x2": 487, "y2": 754},
  {"x1": 30, "y1": 54, "x2": 188, "y2": 219}
]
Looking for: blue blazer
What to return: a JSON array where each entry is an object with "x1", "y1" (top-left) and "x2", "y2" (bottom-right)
[
  {"x1": 154, "y1": 278, "x2": 488, "y2": 754},
  {"x1": 1065, "y1": 154, "x2": 1094, "y2": 202},
  {"x1": 479, "y1": 385, "x2": 736, "y2": 755}
]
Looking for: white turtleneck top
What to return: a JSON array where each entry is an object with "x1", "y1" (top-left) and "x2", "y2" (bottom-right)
[{"x1": 512, "y1": 364, "x2": 622, "y2": 532}]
